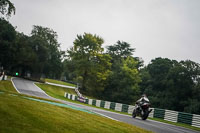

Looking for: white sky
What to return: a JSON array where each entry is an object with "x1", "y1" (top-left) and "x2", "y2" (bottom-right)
[{"x1": 9, "y1": 0, "x2": 200, "y2": 65}]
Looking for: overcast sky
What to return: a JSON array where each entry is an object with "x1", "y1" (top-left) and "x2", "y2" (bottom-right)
[{"x1": 9, "y1": 0, "x2": 200, "y2": 65}]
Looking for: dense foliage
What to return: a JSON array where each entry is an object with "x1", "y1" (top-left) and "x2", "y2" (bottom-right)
[
  {"x1": 0, "y1": 0, "x2": 15, "y2": 18},
  {"x1": 0, "y1": 18, "x2": 63, "y2": 79},
  {"x1": 64, "y1": 38, "x2": 141, "y2": 102},
  {"x1": 0, "y1": 18, "x2": 16, "y2": 70},
  {"x1": 102, "y1": 41, "x2": 141, "y2": 104},
  {"x1": 140, "y1": 58, "x2": 200, "y2": 114},
  {"x1": 66, "y1": 33, "x2": 111, "y2": 97}
]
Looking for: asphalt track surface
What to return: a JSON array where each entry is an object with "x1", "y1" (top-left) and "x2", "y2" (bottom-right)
[{"x1": 12, "y1": 77, "x2": 199, "y2": 133}]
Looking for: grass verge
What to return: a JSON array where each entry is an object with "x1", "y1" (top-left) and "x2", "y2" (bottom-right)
[
  {"x1": 148, "y1": 118, "x2": 200, "y2": 132},
  {"x1": 45, "y1": 78, "x2": 76, "y2": 87},
  {"x1": 0, "y1": 80, "x2": 18, "y2": 94},
  {"x1": 36, "y1": 83, "x2": 77, "y2": 100}
]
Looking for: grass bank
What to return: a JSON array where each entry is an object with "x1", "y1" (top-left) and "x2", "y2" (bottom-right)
[
  {"x1": 0, "y1": 79, "x2": 17, "y2": 94},
  {"x1": 0, "y1": 82, "x2": 151, "y2": 133},
  {"x1": 36, "y1": 83, "x2": 77, "y2": 100},
  {"x1": 149, "y1": 118, "x2": 200, "y2": 132},
  {"x1": 36, "y1": 82, "x2": 96, "y2": 100}
]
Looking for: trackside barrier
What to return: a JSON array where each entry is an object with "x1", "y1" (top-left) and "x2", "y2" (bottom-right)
[
  {"x1": 153, "y1": 108, "x2": 165, "y2": 119},
  {"x1": 0, "y1": 75, "x2": 7, "y2": 81},
  {"x1": 104, "y1": 101, "x2": 111, "y2": 109},
  {"x1": 128, "y1": 105, "x2": 134, "y2": 114},
  {"x1": 96, "y1": 100, "x2": 101, "y2": 107},
  {"x1": 115, "y1": 103, "x2": 122, "y2": 112},
  {"x1": 192, "y1": 114, "x2": 200, "y2": 128},
  {"x1": 149, "y1": 108, "x2": 154, "y2": 118},
  {"x1": 164, "y1": 110, "x2": 178, "y2": 123},
  {"x1": 64, "y1": 92, "x2": 200, "y2": 128},
  {"x1": 178, "y1": 112, "x2": 193, "y2": 125}
]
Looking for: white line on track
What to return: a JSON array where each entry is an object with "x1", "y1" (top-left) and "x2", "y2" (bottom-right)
[
  {"x1": 11, "y1": 77, "x2": 21, "y2": 93},
  {"x1": 92, "y1": 111, "x2": 119, "y2": 121}
]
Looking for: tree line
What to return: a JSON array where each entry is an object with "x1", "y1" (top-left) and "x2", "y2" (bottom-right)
[
  {"x1": 0, "y1": 1, "x2": 200, "y2": 114},
  {"x1": 0, "y1": 19, "x2": 64, "y2": 79},
  {"x1": 140, "y1": 58, "x2": 200, "y2": 114}
]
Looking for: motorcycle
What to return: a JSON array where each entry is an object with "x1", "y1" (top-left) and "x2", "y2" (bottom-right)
[{"x1": 132, "y1": 101, "x2": 152, "y2": 120}]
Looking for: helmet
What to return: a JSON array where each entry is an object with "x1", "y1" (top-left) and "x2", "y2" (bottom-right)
[{"x1": 142, "y1": 94, "x2": 147, "y2": 97}]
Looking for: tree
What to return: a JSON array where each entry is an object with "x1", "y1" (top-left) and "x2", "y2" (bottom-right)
[
  {"x1": 85, "y1": 53, "x2": 111, "y2": 96},
  {"x1": 67, "y1": 33, "x2": 111, "y2": 96},
  {"x1": 104, "y1": 41, "x2": 141, "y2": 104},
  {"x1": 0, "y1": 18, "x2": 16, "y2": 70},
  {"x1": 165, "y1": 62, "x2": 193, "y2": 111},
  {"x1": 29, "y1": 35, "x2": 49, "y2": 79},
  {"x1": 140, "y1": 58, "x2": 200, "y2": 114},
  {"x1": 103, "y1": 56, "x2": 141, "y2": 104},
  {"x1": 12, "y1": 32, "x2": 37, "y2": 76},
  {"x1": 147, "y1": 58, "x2": 174, "y2": 92},
  {"x1": 107, "y1": 41, "x2": 135, "y2": 59},
  {"x1": 178, "y1": 60, "x2": 200, "y2": 113},
  {"x1": 0, "y1": 0, "x2": 15, "y2": 18},
  {"x1": 31, "y1": 25, "x2": 63, "y2": 79},
  {"x1": 62, "y1": 58, "x2": 77, "y2": 81},
  {"x1": 141, "y1": 58, "x2": 179, "y2": 109}
]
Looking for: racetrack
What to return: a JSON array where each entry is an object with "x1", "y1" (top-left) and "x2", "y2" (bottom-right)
[{"x1": 12, "y1": 77, "x2": 199, "y2": 133}]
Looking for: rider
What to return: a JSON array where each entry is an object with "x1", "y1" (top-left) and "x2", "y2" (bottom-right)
[{"x1": 135, "y1": 94, "x2": 150, "y2": 111}]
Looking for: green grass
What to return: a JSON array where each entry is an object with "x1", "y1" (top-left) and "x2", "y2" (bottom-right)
[
  {"x1": 36, "y1": 83, "x2": 77, "y2": 100},
  {"x1": 36, "y1": 83, "x2": 96, "y2": 100},
  {"x1": 45, "y1": 78, "x2": 76, "y2": 87},
  {"x1": 6, "y1": 75, "x2": 12, "y2": 80},
  {"x1": 0, "y1": 80, "x2": 17, "y2": 94},
  {"x1": 149, "y1": 118, "x2": 200, "y2": 132},
  {"x1": 0, "y1": 82, "x2": 151, "y2": 133},
  {"x1": 36, "y1": 83, "x2": 99, "y2": 106}
]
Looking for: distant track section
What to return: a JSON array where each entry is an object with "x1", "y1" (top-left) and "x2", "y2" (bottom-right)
[
  {"x1": 12, "y1": 77, "x2": 51, "y2": 99},
  {"x1": 45, "y1": 82, "x2": 76, "y2": 89}
]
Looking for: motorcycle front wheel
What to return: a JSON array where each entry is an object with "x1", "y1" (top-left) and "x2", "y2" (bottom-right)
[
  {"x1": 132, "y1": 109, "x2": 136, "y2": 118},
  {"x1": 141, "y1": 110, "x2": 149, "y2": 120}
]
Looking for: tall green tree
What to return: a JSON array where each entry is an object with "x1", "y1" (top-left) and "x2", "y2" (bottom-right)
[
  {"x1": 178, "y1": 60, "x2": 200, "y2": 113},
  {"x1": 68, "y1": 33, "x2": 111, "y2": 96},
  {"x1": 103, "y1": 57, "x2": 141, "y2": 104},
  {"x1": 141, "y1": 57, "x2": 200, "y2": 114},
  {"x1": 12, "y1": 32, "x2": 37, "y2": 76},
  {"x1": 0, "y1": 0, "x2": 15, "y2": 18},
  {"x1": 141, "y1": 58, "x2": 179, "y2": 109},
  {"x1": 0, "y1": 18, "x2": 16, "y2": 70},
  {"x1": 31, "y1": 25, "x2": 63, "y2": 79},
  {"x1": 62, "y1": 58, "x2": 77, "y2": 81},
  {"x1": 107, "y1": 41, "x2": 135, "y2": 59},
  {"x1": 104, "y1": 41, "x2": 141, "y2": 104}
]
